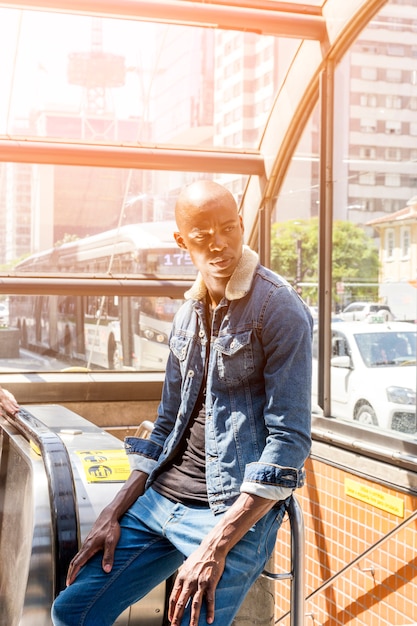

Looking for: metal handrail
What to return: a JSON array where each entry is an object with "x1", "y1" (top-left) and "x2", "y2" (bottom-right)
[
  {"x1": 305, "y1": 506, "x2": 417, "y2": 605},
  {"x1": 274, "y1": 496, "x2": 417, "y2": 626},
  {"x1": 1, "y1": 407, "x2": 79, "y2": 595},
  {"x1": 263, "y1": 495, "x2": 305, "y2": 626}
]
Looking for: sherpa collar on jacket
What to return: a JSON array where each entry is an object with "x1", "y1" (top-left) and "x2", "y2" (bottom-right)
[{"x1": 184, "y1": 245, "x2": 259, "y2": 302}]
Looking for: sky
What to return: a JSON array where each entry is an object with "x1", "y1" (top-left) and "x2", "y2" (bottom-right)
[{"x1": 0, "y1": 7, "x2": 156, "y2": 132}]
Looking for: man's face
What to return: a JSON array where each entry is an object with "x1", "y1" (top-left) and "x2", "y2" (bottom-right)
[{"x1": 174, "y1": 199, "x2": 244, "y2": 283}]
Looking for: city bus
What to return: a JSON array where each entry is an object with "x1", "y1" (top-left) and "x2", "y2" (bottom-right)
[{"x1": 8, "y1": 222, "x2": 196, "y2": 370}]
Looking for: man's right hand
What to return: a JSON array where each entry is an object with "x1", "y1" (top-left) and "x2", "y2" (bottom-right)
[
  {"x1": 66, "y1": 469, "x2": 149, "y2": 586},
  {"x1": 66, "y1": 508, "x2": 121, "y2": 585}
]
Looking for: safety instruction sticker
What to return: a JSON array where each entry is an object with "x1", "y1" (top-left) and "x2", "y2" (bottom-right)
[
  {"x1": 76, "y1": 449, "x2": 131, "y2": 483},
  {"x1": 345, "y1": 478, "x2": 404, "y2": 518}
]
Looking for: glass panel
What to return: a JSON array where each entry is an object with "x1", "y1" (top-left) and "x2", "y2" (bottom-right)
[
  {"x1": 0, "y1": 8, "x2": 299, "y2": 149},
  {"x1": 0, "y1": 4, "x2": 299, "y2": 374},
  {"x1": 331, "y1": 0, "x2": 417, "y2": 437},
  {"x1": 270, "y1": 102, "x2": 320, "y2": 315},
  {"x1": 0, "y1": 293, "x2": 186, "y2": 372},
  {"x1": 0, "y1": 164, "x2": 244, "y2": 271},
  {"x1": 272, "y1": 0, "x2": 417, "y2": 438}
]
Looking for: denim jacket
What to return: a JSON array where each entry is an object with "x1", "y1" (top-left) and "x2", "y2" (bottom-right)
[{"x1": 125, "y1": 246, "x2": 313, "y2": 514}]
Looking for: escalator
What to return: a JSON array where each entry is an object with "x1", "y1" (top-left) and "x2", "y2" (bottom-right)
[{"x1": 0, "y1": 404, "x2": 167, "y2": 626}]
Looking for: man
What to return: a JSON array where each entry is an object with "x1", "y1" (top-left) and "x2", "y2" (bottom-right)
[{"x1": 3, "y1": 180, "x2": 313, "y2": 625}]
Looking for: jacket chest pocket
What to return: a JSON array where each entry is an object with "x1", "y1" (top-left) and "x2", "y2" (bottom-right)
[
  {"x1": 170, "y1": 333, "x2": 194, "y2": 376},
  {"x1": 213, "y1": 330, "x2": 255, "y2": 385}
]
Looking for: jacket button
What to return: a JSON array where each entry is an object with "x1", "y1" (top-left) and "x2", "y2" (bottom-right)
[{"x1": 187, "y1": 370, "x2": 194, "y2": 378}]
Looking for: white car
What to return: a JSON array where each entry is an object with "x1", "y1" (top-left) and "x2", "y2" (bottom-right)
[
  {"x1": 312, "y1": 321, "x2": 416, "y2": 432},
  {"x1": 339, "y1": 302, "x2": 393, "y2": 322}
]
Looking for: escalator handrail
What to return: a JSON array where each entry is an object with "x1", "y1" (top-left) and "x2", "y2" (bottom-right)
[{"x1": 2, "y1": 407, "x2": 79, "y2": 596}]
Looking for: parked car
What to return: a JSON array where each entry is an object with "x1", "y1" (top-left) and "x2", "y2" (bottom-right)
[
  {"x1": 312, "y1": 314, "x2": 345, "y2": 328},
  {"x1": 340, "y1": 302, "x2": 394, "y2": 322},
  {"x1": 312, "y1": 321, "x2": 416, "y2": 432}
]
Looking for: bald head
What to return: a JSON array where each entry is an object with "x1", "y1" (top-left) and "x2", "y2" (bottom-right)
[
  {"x1": 175, "y1": 180, "x2": 238, "y2": 230},
  {"x1": 173, "y1": 181, "x2": 244, "y2": 298}
]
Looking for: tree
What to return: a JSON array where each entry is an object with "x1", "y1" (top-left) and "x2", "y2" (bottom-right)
[
  {"x1": 0, "y1": 253, "x2": 30, "y2": 272},
  {"x1": 53, "y1": 233, "x2": 80, "y2": 247},
  {"x1": 270, "y1": 218, "x2": 379, "y2": 306}
]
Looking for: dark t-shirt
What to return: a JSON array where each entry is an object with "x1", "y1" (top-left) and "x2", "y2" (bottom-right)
[
  {"x1": 152, "y1": 387, "x2": 209, "y2": 506},
  {"x1": 152, "y1": 297, "x2": 214, "y2": 506}
]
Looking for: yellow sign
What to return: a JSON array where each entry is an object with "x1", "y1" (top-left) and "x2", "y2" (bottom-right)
[
  {"x1": 345, "y1": 478, "x2": 404, "y2": 518},
  {"x1": 76, "y1": 449, "x2": 131, "y2": 483}
]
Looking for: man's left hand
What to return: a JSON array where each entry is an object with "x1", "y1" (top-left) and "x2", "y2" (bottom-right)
[
  {"x1": 0, "y1": 386, "x2": 19, "y2": 416},
  {"x1": 168, "y1": 544, "x2": 225, "y2": 626}
]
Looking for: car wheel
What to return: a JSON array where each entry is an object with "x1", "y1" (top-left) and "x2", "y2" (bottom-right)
[{"x1": 355, "y1": 404, "x2": 378, "y2": 426}]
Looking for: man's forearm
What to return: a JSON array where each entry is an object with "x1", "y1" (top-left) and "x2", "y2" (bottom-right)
[
  {"x1": 168, "y1": 492, "x2": 280, "y2": 626},
  {"x1": 200, "y1": 493, "x2": 277, "y2": 558},
  {"x1": 106, "y1": 469, "x2": 149, "y2": 519}
]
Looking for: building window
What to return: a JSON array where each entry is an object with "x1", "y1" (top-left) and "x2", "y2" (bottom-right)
[
  {"x1": 385, "y1": 120, "x2": 402, "y2": 134},
  {"x1": 359, "y1": 147, "x2": 376, "y2": 159},
  {"x1": 401, "y1": 228, "x2": 410, "y2": 258},
  {"x1": 385, "y1": 147, "x2": 401, "y2": 160},
  {"x1": 385, "y1": 229, "x2": 395, "y2": 260},
  {"x1": 233, "y1": 60, "x2": 241, "y2": 73},
  {"x1": 386, "y1": 68, "x2": 402, "y2": 82},
  {"x1": 387, "y1": 44, "x2": 405, "y2": 56},
  {"x1": 359, "y1": 43, "x2": 379, "y2": 54},
  {"x1": 385, "y1": 173, "x2": 401, "y2": 186},
  {"x1": 385, "y1": 94, "x2": 402, "y2": 109},
  {"x1": 383, "y1": 199, "x2": 402, "y2": 213},
  {"x1": 363, "y1": 199, "x2": 375, "y2": 212},
  {"x1": 360, "y1": 93, "x2": 377, "y2": 107},
  {"x1": 359, "y1": 172, "x2": 376, "y2": 185},
  {"x1": 361, "y1": 67, "x2": 377, "y2": 80},
  {"x1": 360, "y1": 118, "x2": 377, "y2": 132}
]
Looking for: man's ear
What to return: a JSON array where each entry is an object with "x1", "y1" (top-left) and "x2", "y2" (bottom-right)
[{"x1": 174, "y1": 232, "x2": 187, "y2": 249}]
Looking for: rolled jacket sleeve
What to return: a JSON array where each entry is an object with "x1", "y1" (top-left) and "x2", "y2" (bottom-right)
[
  {"x1": 124, "y1": 437, "x2": 162, "y2": 475},
  {"x1": 240, "y1": 463, "x2": 305, "y2": 501}
]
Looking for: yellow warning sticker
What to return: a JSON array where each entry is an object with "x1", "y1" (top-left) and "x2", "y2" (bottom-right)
[
  {"x1": 345, "y1": 478, "x2": 404, "y2": 518},
  {"x1": 76, "y1": 449, "x2": 131, "y2": 483}
]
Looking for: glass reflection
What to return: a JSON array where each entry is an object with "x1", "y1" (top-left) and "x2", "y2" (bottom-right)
[
  {"x1": 271, "y1": 0, "x2": 417, "y2": 434},
  {"x1": 3, "y1": 292, "x2": 189, "y2": 372}
]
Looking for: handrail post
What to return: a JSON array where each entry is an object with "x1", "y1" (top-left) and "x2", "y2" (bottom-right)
[
  {"x1": 262, "y1": 494, "x2": 305, "y2": 626},
  {"x1": 288, "y1": 495, "x2": 305, "y2": 626}
]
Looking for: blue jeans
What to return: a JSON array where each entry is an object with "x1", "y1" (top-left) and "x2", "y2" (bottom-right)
[{"x1": 52, "y1": 488, "x2": 285, "y2": 626}]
